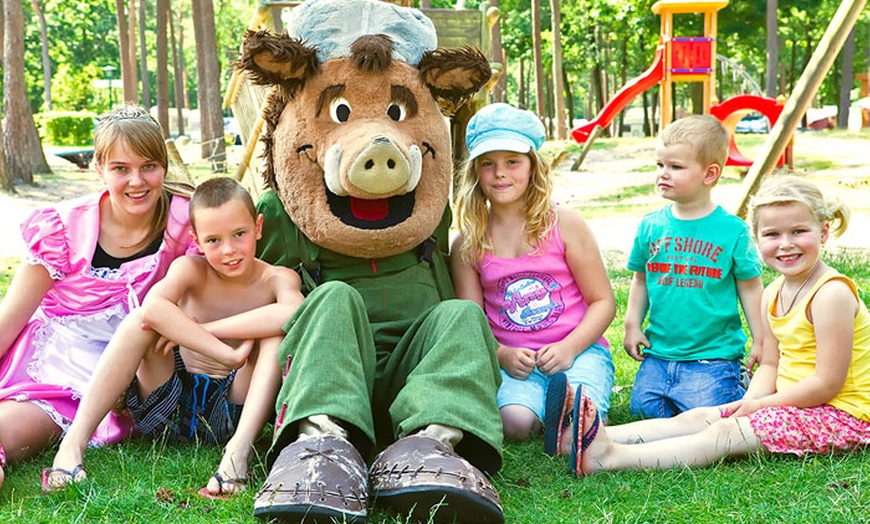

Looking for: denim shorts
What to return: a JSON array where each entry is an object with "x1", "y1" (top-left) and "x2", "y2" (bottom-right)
[
  {"x1": 497, "y1": 342, "x2": 614, "y2": 419},
  {"x1": 629, "y1": 355, "x2": 744, "y2": 419}
]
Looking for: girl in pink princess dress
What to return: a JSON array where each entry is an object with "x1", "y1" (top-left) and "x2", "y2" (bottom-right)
[{"x1": 0, "y1": 106, "x2": 197, "y2": 490}]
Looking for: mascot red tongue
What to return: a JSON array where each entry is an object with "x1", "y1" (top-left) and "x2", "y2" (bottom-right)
[
  {"x1": 240, "y1": 1, "x2": 506, "y2": 523},
  {"x1": 351, "y1": 197, "x2": 388, "y2": 221}
]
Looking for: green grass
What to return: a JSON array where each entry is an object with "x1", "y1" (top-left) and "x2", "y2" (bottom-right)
[
  {"x1": 2, "y1": 250, "x2": 869, "y2": 523},
  {"x1": 0, "y1": 258, "x2": 18, "y2": 298}
]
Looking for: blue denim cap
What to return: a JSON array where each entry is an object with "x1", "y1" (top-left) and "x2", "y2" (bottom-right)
[{"x1": 466, "y1": 103, "x2": 546, "y2": 160}]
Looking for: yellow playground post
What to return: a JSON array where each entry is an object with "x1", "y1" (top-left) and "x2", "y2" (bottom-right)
[{"x1": 653, "y1": 0, "x2": 728, "y2": 127}]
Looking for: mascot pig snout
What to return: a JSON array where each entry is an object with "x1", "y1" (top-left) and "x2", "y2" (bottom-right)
[
  {"x1": 324, "y1": 131, "x2": 422, "y2": 199},
  {"x1": 238, "y1": 26, "x2": 491, "y2": 259}
]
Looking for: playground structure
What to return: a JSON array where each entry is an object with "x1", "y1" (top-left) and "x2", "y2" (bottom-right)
[
  {"x1": 709, "y1": 94, "x2": 789, "y2": 168},
  {"x1": 570, "y1": 0, "x2": 791, "y2": 170},
  {"x1": 570, "y1": 0, "x2": 866, "y2": 216},
  {"x1": 223, "y1": 1, "x2": 501, "y2": 197}
]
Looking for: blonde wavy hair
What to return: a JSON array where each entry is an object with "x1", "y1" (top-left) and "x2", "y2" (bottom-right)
[
  {"x1": 748, "y1": 175, "x2": 850, "y2": 239},
  {"x1": 453, "y1": 150, "x2": 554, "y2": 265}
]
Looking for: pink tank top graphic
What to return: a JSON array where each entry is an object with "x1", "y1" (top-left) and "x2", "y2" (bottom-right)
[{"x1": 477, "y1": 224, "x2": 609, "y2": 351}]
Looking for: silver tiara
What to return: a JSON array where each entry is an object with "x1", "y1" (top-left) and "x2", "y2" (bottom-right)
[{"x1": 103, "y1": 106, "x2": 159, "y2": 126}]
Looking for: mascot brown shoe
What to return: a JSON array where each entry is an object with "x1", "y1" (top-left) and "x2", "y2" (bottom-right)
[
  {"x1": 253, "y1": 435, "x2": 368, "y2": 523},
  {"x1": 370, "y1": 434, "x2": 504, "y2": 524}
]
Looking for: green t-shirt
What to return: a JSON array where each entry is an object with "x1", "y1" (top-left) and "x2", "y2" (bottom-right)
[{"x1": 627, "y1": 205, "x2": 762, "y2": 361}]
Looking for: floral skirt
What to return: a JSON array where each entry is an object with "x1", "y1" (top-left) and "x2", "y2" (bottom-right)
[{"x1": 748, "y1": 404, "x2": 870, "y2": 456}]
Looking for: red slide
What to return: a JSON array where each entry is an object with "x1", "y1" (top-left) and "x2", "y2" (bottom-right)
[
  {"x1": 709, "y1": 95, "x2": 785, "y2": 167},
  {"x1": 571, "y1": 45, "x2": 666, "y2": 143}
]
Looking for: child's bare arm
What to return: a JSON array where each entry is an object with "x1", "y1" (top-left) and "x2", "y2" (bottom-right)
[
  {"x1": 737, "y1": 276, "x2": 765, "y2": 371},
  {"x1": 537, "y1": 210, "x2": 616, "y2": 374},
  {"x1": 202, "y1": 266, "x2": 304, "y2": 340},
  {"x1": 743, "y1": 290, "x2": 779, "y2": 399},
  {"x1": 0, "y1": 263, "x2": 54, "y2": 358},
  {"x1": 450, "y1": 235, "x2": 484, "y2": 308},
  {"x1": 623, "y1": 271, "x2": 650, "y2": 361},
  {"x1": 742, "y1": 280, "x2": 855, "y2": 415},
  {"x1": 140, "y1": 257, "x2": 252, "y2": 369}
]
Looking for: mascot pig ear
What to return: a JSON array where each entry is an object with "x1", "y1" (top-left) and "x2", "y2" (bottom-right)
[
  {"x1": 236, "y1": 29, "x2": 318, "y2": 97},
  {"x1": 418, "y1": 46, "x2": 492, "y2": 115}
]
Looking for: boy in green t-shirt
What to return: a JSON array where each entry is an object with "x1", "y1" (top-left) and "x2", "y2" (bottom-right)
[{"x1": 624, "y1": 115, "x2": 764, "y2": 419}]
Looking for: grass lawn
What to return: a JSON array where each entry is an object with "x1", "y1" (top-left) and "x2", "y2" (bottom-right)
[{"x1": 1, "y1": 248, "x2": 869, "y2": 523}]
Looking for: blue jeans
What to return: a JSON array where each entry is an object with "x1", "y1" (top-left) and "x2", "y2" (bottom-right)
[
  {"x1": 498, "y1": 343, "x2": 614, "y2": 418},
  {"x1": 629, "y1": 355, "x2": 744, "y2": 419}
]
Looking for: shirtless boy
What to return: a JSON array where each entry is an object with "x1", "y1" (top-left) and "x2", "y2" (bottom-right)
[{"x1": 47, "y1": 177, "x2": 304, "y2": 498}]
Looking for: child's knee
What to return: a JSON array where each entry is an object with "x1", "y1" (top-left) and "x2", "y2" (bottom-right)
[{"x1": 500, "y1": 405, "x2": 540, "y2": 441}]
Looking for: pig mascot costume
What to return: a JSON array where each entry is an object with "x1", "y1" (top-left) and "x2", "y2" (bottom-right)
[{"x1": 237, "y1": 0, "x2": 504, "y2": 522}]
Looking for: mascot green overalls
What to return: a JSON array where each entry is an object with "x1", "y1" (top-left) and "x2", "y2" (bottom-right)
[{"x1": 237, "y1": 1, "x2": 503, "y2": 522}]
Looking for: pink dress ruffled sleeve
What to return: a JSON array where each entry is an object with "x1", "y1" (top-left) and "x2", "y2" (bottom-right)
[{"x1": 0, "y1": 191, "x2": 195, "y2": 446}]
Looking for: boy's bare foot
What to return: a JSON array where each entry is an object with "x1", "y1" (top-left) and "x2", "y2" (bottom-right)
[{"x1": 579, "y1": 397, "x2": 608, "y2": 475}]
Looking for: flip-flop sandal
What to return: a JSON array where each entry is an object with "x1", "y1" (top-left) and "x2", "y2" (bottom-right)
[
  {"x1": 569, "y1": 387, "x2": 601, "y2": 478},
  {"x1": 543, "y1": 372, "x2": 574, "y2": 456},
  {"x1": 198, "y1": 472, "x2": 247, "y2": 500},
  {"x1": 41, "y1": 464, "x2": 86, "y2": 492}
]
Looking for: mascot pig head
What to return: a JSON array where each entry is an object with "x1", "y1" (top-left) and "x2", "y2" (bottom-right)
[{"x1": 238, "y1": 0, "x2": 491, "y2": 258}]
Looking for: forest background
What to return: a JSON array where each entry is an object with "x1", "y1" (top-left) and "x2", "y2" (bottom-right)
[{"x1": 1, "y1": 0, "x2": 869, "y2": 191}]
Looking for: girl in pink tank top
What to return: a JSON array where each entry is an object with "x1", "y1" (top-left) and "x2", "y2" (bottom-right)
[{"x1": 451, "y1": 103, "x2": 616, "y2": 465}]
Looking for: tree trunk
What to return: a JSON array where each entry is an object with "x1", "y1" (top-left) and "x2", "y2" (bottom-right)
[
  {"x1": 115, "y1": 0, "x2": 134, "y2": 104},
  {"x1": 138, "y1": 0, "x2": 151, "y2": 108},
  {"x1": 3, "y1": 0, "x2": 51, "y2": 184},
  {"x1": 0, "y1": 0, "x2": 4, "y2": 67},
  {"x1": 766, "y1": 0, "x2": 778, "y2": 98},
  {"x1": 531, "y1": 0, "x2": 546, "y2": 123},
  {"x1": 690, "y1": 83, "x2": 703, "y2": 114},
  {"x1": 169, "y1": 2, "x2": 185, "y2": 135},
  {"x1": 550, "y1": 0, "x2": 566, "y2": 139},
  {"x1": 32, "y1": 0, "x2": 52, "y2": 111},
  {"x1": 191, "y1": 0, "x2": 226, "y2": 171},
  {"x1": 617, "y1": 34, "x2": 628, "y2": 137},
  {"x1": 126, "y1": 0, "x2": 139, "y2": 102},
  {"x1": 563, "y1": 67, "x2": 574, "y2": 127},
  {"x1": 177, "y1": 9, "x2": 190, "y2": 110},
  {"x1": 837, "y1": 27, "x2": 855, "y2": 129},
  {"x1": 0, "y1": 4, "x2": 3, "y2": 202},
  {"x1": 156, "y1": 0, "x2": 170, "y2": 136},
  {"x1": 488, "y1": 0, "x2": 506, "y2": 103},
  {"x1": 544, "y1": 74, "x2": 552, "y2": 136},
  {"x1": 0, "y1": 123, "x2": 11, "y2": 192},
  {"x1": 591, "y1": 62, "x2": 606, "y2": 135},
  {"x1": 518, "y1": 59, "x2": 526, "y2": 109}
]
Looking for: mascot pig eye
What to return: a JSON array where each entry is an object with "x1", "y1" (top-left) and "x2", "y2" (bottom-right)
[
  {"x1": 329, "y1": 98, "x2": 352, "y2": 123},
  {"x1": 387, "y1": 102, "x2": 407, "y2": 122}
]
